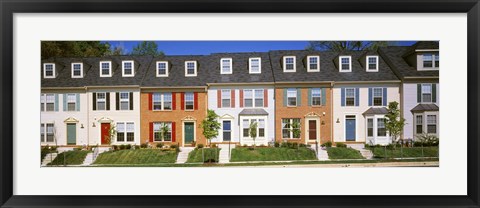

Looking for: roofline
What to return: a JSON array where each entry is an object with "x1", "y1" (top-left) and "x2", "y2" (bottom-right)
[
  {"x1": 415, "y1": 49, "x2": 439, "y2": 52},
  {"x1": 141, "y1": 86, "x2": 207, "y2": 90},
  {"x1": 85, "y1": 85, "x2": 140, "y2": 89},
  {"x1": 274, "y1": 81, "x2": 333, "y2": 85},
  {"x1": 334, "y1": 80, "x2": 401, "y2": 84},
  {"x1": 404, "y1": 76, "x2": 439, "y2": 79},
  {"x1": 41, "y1": 87, "x2": 86, "y2": 90},
  {"x1": 207, "y1": 82, "x2": 275, "y2": 86}
]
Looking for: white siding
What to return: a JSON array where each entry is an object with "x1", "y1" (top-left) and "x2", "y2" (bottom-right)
[{"x1": 402, "y1": 83, "x2": 439, "y2": 140}]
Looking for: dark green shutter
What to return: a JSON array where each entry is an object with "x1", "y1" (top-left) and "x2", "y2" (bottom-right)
[
  {"x1": 297, "y1": 88, "x2": 301, "y2": 106},
  {"x1": 63, "y1": 94, "x2": 67, "y2": 111},
  {"x1": 307, "y1": 88, "x2": 312, "y2": 106},
  {"x1": 283, "y1": 88, "x2": 287, "y2": 106},
  {"x1": 116, "y1": 92, "x2": 120, "y2": 110},
  {"x1": 432, "y1": 84, "x2": 437, "y2": 102},
  {"x1": 417, "y1": 84, "x2": 422, "y2": 103},
  {"x1": 321, "y1": 88, "x2": 326, "y2": 106},
  {"x1": 92, "y1": 93, "x2": 97, "y2": 110}
]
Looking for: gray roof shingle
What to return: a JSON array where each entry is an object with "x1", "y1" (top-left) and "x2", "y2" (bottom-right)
[
  {"x1": 239, "y1": 108, "x2": 269, "y2": 115},
  {"x1": 363, "y1": 107, "x2": 389, "y2": 115},
  {"x1": 410, "y1": 104, "x2": 439, "y2": 112}
]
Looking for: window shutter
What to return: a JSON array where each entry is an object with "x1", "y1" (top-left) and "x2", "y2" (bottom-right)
[
  {"x1": 264, "y1": 89, "x2": 268, "y2": 107},
  {"x1": 93, "y1": 93, "x2": 97, "y2": 110},
  {"x1": 172, "y1": 92, "x2": 177, "y2": 110},
  {"x1": 239, "y1": 90, "x2": 244, "y2": 108},
  {"x1": 149, "y1": 122, "x2": 153, "y2": 143},
  {"x1": 382, "y1": 88, "x2": 387, "y2": 106},
  {"x1": 307, "y1": 88, "x2": 312, "y2": 106},
  {"x1": 148, "y1": 93, "x2": 152, "y2": 111},
  {"x1": 341, "y1": 88, "x2": 345, "y2": 106},
  {"x1": 116, "y1": 92, "x2": 120, "y2": 110},
  {"x1": 76, "y1": 94, "x2": 80, "y2": 111},
  {"x1": 231, "y1": 89, "x2": 235, "y2": 108},
  {"x1": 172, "y1": 122, "x2": 176, "y2": 142},
  {"x1": 432, "y1": 84, "x2": 437, "y2": 102},
  {"x1": 368, "y1": 88, "x2": 372, "y2": 106},
  {"x1": 283, "y1": 88, "x2": 287, "y2": 107},
  {"x1": 180, "y1": 92, "x2": 185, "y2": 110},
  {"x1": 194, "y1": 92, "x2": 198, "y2": 110},
  {"x1": 417, "y1": 84, "x2": 422, "y2": 103},
  {"x1": 297, "y1": 88, "x2": 302, "y2": 106},
  {"x1": 63, "y1": 94, "x2": 67, "y2": 111},
  {"x1": 321, "y1": 88, "x2": 326, "y2": 106},
  {"x1": 129, "y1": 92, "x2": 134, "y2": 110},
  {"x1": 106, "y1": 92, "x2": 110, "y2": 110},
  {"x1": 217, "y1": 90, "x2": 221, "y2": 108},
  {"x1": 54, "y1": 94, "x2": 59, "y2": 111},
  {"x1": 355, "y1": 88, "x2": 360, "y2": 106}
]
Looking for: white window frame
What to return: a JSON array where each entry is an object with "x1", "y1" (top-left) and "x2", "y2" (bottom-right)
[
  {"x1": 311, "y1": 88, "x2": 321, "y2": 106},
  {"x1": 41, "y1": 123, "x2": 55, "y2": 143},
  {"x1": 41, "y1": 94, "x2": 55, "y2": 112},
  {"x1": 221, "y1": 89, "x2": 231, "y2": 108},
  {"x1": 372, "y1": 87, "x2": 383, "y2": 106},
  {"x1": 220, "y1": 58, "x2": 233, "y2": 74},
  {"x1": 281, "y1": 118, "x2": 301, "y2": 139},
  {"x1": 287, "y1": 88, "x2": 297, "y2": 107},
  {"x1": 413, "y1": 112, "x2": 439, "y2": 137},
  {"x1": 415, "y1": 114, "x2": 424, "y2": 135},
  {"x1": 66, "y1": 93, "x2": 76, "y2": 111},
  {"x1": 421, "y1": 84, "x2": 433, "y2": 103},
  {"x1": 185, "y1": 92, "x2": 194, "y2": 110},
  {"x1": 420, "y1": 53, "x2": 439, "y2": 70},
  {"x1": 241, "y1": 117, "x2": 267, "y2": 139},
  {"x1": 153, "y1": 122, "x2": 172, "y2": 142},
  {"x1": 99, "y1": 61, "x2": 112, "y2": 77},
  {"x1": 426, "y1": 114, "x2": 438, "y2": 134},
  {"x1": 43, "y1": 63, "x2": 56, "y2": 78},
  {"x1": 345, "y1": 88, "x2": 356, "y2": 106},
  {"x1": 156, "y1": 61, "x2": 169, "y2": 77},
  {"x1": 185, "y1": 61, "x2": 197, "y2": 77},
  {"x1": 249, "y1": 57, "x2": 262, "y2": 74},
  {"x1": 116, "y1": 122, "x2": 135, "y2": 143},
  {"x1": 339, "y1": 56, "x2": 352, "y2": 72},
  {"x1": 283, "y1": 56, "x2": 296, "y2": 72},
  {"x1": 366, "y1": 56, "x2": 379, "y2": 72},
  {"x1": 152, "y1": 93, "x2": 172, "y2": 111},
  {"x1": 365, "y1": 115, "x2": 389, "y2": 142},
  {"x1": 243, "y1": 89, "x2": 264, "y2": 108},
  {"x1": 96, "y1": 92, "x2": 107, "y2": 111},
  {"x1": 119, "y1": 92, "x2": 130, "y2": 111},
  {"x1": 307, "y1": 56, "x2": 320, "y2": 72},
  {"x1": 71, "y1": 63, "x2": 83, "y2": 78},
  {"x1": 122, "y1": 60, "x2": 134, "y2": 77}
]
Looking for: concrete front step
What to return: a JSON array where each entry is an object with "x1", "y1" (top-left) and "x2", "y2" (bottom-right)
[
  {"x1": 348, "y1": 144, "x2": 373, "y2": 159},
  {"x1": 218, "y1": 144, "x2": 235, "y2": 163},
  {"x1": 176, "y1": 147, "x2": 195, "y2": 164},
  {"x1": 42, "y1": 153, "x2": 58, "y2": 166}
]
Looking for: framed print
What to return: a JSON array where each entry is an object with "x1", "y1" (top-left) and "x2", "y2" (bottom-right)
[{"x1": 1, "y1": 0, "x2": 479, "y2": 207}]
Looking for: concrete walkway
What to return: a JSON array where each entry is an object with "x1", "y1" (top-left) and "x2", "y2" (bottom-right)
[
  {"x1": 41, "y1": 153, "x2": 58, "y2": 166},
  {"x1": 218, "y1": 144, "x2": 236, "y2": 163},
  {"x1": 176, "y1": 147, "x2": 194, "y2": 164},
  {"x1": 309, "y1": 145, "x2": 329, "y2": 161},
  {"x1": 348, "y1": 144, "x2": 374, "y2": 159}
]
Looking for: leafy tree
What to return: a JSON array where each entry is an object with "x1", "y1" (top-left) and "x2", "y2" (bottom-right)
[
  {"x1": 385, "y1": 101, "x2": 406, "y2": 145},
  {"x1": 306, "y1": 41, "x2": 394, "y2": 51},
  {"x1": 249, "y1": 121, "x2": 258, "y2": 149},
  {"x1": 41, "y1": 41, "x2": 111, "y2": 59},
  {"x1": 104, "y1": 124, "x2": 117, "y2": 145},
  {"x1": 131, "y1": 41, "x2": 164, "y2": 56},
  {"x1": 201, "y1": 110, "x2": 221, "y2": 147},
  {"x1": 160, "y1": 123, "x2": 171, "y2": 143},
  {"x1": 290, "y1": 120, "x2": 301, "y2": 138}
]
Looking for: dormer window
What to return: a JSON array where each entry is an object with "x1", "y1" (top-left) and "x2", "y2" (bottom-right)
[
  {"x1": 220, "y1": 58, "x2": 232, "y2": 74},
  {"x1": 423, "y1": 54, "x2": 433, "y2": 67},
  {"x1": 283, "y1": 56, "x2": 296, "y2": 72},
  {"x1": 339, "y1": 56, "x2": 352, "y2": 72},
  {"x1": 185, "y1": 61, "x2": 197, "y2": 77},
  {"x1": 156, "y1": 61, "x2": 168, "y2": 77},
  {"x1": 122, "y1": 60, "x2": 134, "y2": 77},
  {"x1": 435, "y1": 54, "x2": 439, "y2": 67},
  {"x1": 249, "y1": 57, "x2": 261, "y2": 74},
  {"x1": 71, "y1": 63, "x2": 83, "y2": 78},
  {"x1": 366, "y1": 56, "x2": 379, "y2": 72},
  {"x1": 43, "y1": 63, "x2": 55, "y2": 78},
  {"x1": 307, "y1": 56, "x2": 320, "y2": 72},
  {"x1": 100, "y1": 61, "x2": 112, "y2": 77}
]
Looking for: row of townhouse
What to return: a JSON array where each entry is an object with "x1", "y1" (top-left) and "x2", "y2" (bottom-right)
[{"x1": 40, "y1": 41, "x2": 439, "y2": 147}]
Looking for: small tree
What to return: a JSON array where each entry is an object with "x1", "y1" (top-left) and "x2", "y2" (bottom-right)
[
  {"x1": 385, "y1": 101, "x2": 406, "y2": 145},
  {"x1": 249, "y1": 121, "x2": 258, "y2": 149},
  {"x1": 160, "y1": 123, "x2": 170, "y2": 145},
  {"x1": 290, "y1": 120, "x2": 301, "y2": 139},
  {"x1": 201, "y1": 110, "x2": 221, "y2": 147},
  {"x1": 104, "y1": 124, "x2": 117, "y2": 145}
]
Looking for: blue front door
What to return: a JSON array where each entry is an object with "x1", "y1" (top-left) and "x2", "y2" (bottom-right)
[{"x1": 345, "y1": 116, "x2": 356, "y2": 141}]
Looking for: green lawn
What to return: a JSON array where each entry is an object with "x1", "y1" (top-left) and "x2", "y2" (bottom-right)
[
  {"x1": 94, "y1": 149, "x2": 178, "y2": 164},
  {"x1": 186, "y1": 148, "x2": 220, "y2": 163},
  {"x1": 230, "y1": 147, "x2": 317, "y2": 162},
  {"x1": 368, "y1": 146, "x2": 439, "y2": 158},
  {"x1": 48, "y1": 150, "x2": 90, "y2": 166},
  {"x1": 327, "y1": 147, "x2": 364, "y2": 159},
  {"x1": 41, "y1": 148, "x2": 57, "y2": 162}
]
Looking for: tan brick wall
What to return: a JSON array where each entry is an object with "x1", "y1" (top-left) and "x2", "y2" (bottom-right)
[
  {"x1": 140, "y1": 91, "x2": 207, "y2": 147},
  {"x1": 275, "y1": 87, "x2": 332, "y2": 145}
]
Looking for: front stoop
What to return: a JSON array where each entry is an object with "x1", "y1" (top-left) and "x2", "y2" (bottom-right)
[
  {"x1": 347, "y1": 144, "x2": 374, "y2": 159},
  {"x1": 309, "y1": 146, "x2": 329, "y2": 161},
  {"x1": 41, "y1": 153, "x2": 58, "y2": 166},
  {"x1": 176, "y1": 147, "x2": 194, "y2": 164},
  {"x1": 218, "y1": 144, "x2": 235, "y2": 163}
]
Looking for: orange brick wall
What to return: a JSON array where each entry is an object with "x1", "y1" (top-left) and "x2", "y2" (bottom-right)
[
  {"x1": 140, "y1": 91, "x2": 207, "y2": 147},
  {"x1": 275, "y1": 87, "x2": 332, "y2": 145}
]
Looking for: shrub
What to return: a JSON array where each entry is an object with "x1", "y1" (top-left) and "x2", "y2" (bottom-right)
[
  {"x1": 140, "y1": 143, "x2": 148, "y2": 149},
  {"x1": 211, "y1": 144, "x2": 217, "y2": 148},
  {"x1": 322, "y1": 141, "x2": 332, "y2": 148},
  {"x1": 248, "y1": 147, "x2": 255, "y2": 150},
  {"x1": 156, "y1": 143, "x2": 164, "y2": 149},
  {"x1": 73, "y1": 147, "x2": 82, "y2": 151},
  {"x1": 242, "y1": 144, "x2": 248, "y2": 148},
  {"x1": 111, "y1": 145, "x2": 118, "y2": 151},
  {"x1": 280, "y1": 142, "x2": 288, "y2": 148},
  {"x1": 290, "y1": 142, "x2": 298, "y2": 149},
  {"x1": 119, "y1": 144, "x2": 127, "y2": 150},
  {"x1": 386, "y1": 144, "x2": 395, "y2": 150},
  {"x1": 259, "y1": 144, "x2": 266, "y2": 147},
  {"x1": 336, "y1": 142, "x2": 347, "y2": 148},
  {"x1": 126, "y1": 144, "x2": 132, "y2": 150},
  {"x1": 299, "y1": 143, "x2": 307, "y2": 148},
  {"x1": 197, "y1": 144, "x2": 204, "y2": 149},
  {"x1": 274, "y1": 142, "x2": 280, "y2": 147},
  {"x1": 170, "y1": 144, "x2": 178, "y2": 149}
]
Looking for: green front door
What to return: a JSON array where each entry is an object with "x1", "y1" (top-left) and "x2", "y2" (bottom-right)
[
  {"x1": 184, "y1": 122, "x2": 194, "y2": 144},
  {"x1": 67, "y1": 123, "x2": 76, "y2": 145}
]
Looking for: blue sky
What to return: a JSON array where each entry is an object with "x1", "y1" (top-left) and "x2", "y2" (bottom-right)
[{"x1": 105, "y1": 41, "x2": 417, "y2": 55}]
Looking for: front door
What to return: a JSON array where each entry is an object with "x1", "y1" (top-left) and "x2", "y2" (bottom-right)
[
  {"x1": 345, "y1": 116, "x2": 356, "y2": 141},
  {"x1": 223, "y1": 120, "x2": 231, "y2": 141},
  {"x1": 101, "y1": 123, "x2": 110, "y2": 145},
  {"x1": 184, "y1": 122, "x2": 194, "y2": 144},
  {"x1": 67, "y1": 123, "x2": 76, "y2": 145},
  {"x1": 308, "y1": 120, "x2": 317, "y2": 141}
]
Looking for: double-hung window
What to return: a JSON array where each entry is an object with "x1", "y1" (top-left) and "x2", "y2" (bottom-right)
[
  {"x1": 40, "y1": 123, "x2": 55, "y2": 143},
  {"x1": 254, "y1": 90, "x2": 264, "y2": 107},
  {"x1": 283, "y1": 56, "x2": 296, "y2": 72},
  {"x1": 185, "y1": 93, "x2": 194, "y2": 110},
  {"x1": 367, "y1": 118, "x2": 374, "y2": 137},
  {"x1": 427, "y1": 115, "x2": 437, "y2": 134},
  {"x1": 421, "y1": 84, "x2": 432, "y2": 103},
  {"x1": 153, "y1": 93, "x2": 172, "y2": 111},
  {"x1": 258, "y1": 119, "x2": 265, "y2": 137},
  {"x1": 221, "y1": 58, "x2": 232, "y2": 74},
  {"x1": 435, "y1": 54, "x2": 439, "y2": 67},
  {"x1": 242, "y1": 119, "x2": 250, "y2": 137},
  {"x1": 249, "y1": 58, "x2": 261, "y2": 73},
  {"x1": 339, "y1": 56, "x2": 352, "y2": 72},
  {"x1": 287, "y1": 89, "x2": 297, "y2": 106},
  {"x1": 45, "y1": 94, "x2": 55, "y2": 111},
  {"x1": 156, "y1": 61, "x2": 168, "y2": 77},
  {"x1": 72, "y1": 63, "x2": 83, "y2": 78},
  {"x1": 345, "y1": 88, "x2": 355, "y2": 106},
  {"x1": 282, "y1": 118, "x2": 300, "y2": 139},
  {"x1": 367, "y1": 56, "x2": 378, "y2": 71},
  {"x1": 119, "y1": 92, "x2": 130, "y2": 110},
  {"x1": 154, "y1": 122, "x2": 172, "y2": 142},
  {"x1": 117, "y1": 122, "x2": 135, "y2": 142},
  {"x1": 311, "y1": 88, "x2": 321, "y2": 106},
  {"x1": 122, "y1": 61, "x2": 134, "y2": 77},
  {"x1": 96, "y1": 92, "x2": 106, "y2": 110},
  {"x1": 307, "y1": 56, "x2": 320, "y2": 72},
  {"x1": 66, "y1": 94, "x2": 76, "y2": 111},
  {"x1": 377, "y1": 118, "x2": 387, "y2": 136},
  {"x1": 185, "y1": 61, "x2": 197, "y2": 76},
  {"x1": 221, "y1": 90, "x2": 231, "y2": 108},
  {"x1": 423, "y1": 54, "x2": 433, "y2": 68},
  {"x1": 43, "y1": 63, "x2": 55, "y2": 78},
  {"x1": 416, "y1": 115, "x2": 423, "y2": 134},
  {"x1": 373, "y1": 88, "x2": 383, "y2": 106},
  {"x1": 243, "y1": 90, "x2": 253, "y2": 107},
  {"x1": 243, "y1": 89, "x2": 263, "y2": 107},
  {"x1": 222, "y1": 121, "x2": 231, "y2": 141},
  {"x1": 100, "y1": 61, "x2": 112, "y2": 77}
]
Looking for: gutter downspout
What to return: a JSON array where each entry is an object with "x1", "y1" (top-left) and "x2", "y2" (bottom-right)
[
  {"x1": 85, "y1": 86, "x2": 89, "y2": 147},
  {"x1": 330, "y1": 81, "x2": 334, "y2": 145}
]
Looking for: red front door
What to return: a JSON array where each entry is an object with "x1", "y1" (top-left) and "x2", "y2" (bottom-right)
[
  {"x1": 101, "y1": 123, "x2": 110, "y2": 145},
  {"x1": 309, "y1": 120, "x2": 317, "y2": 140}
]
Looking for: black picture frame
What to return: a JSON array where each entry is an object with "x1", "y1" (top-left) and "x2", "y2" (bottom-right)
[{"x1": 1, "y1": 0, "x2": 479, "y2": 207}]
